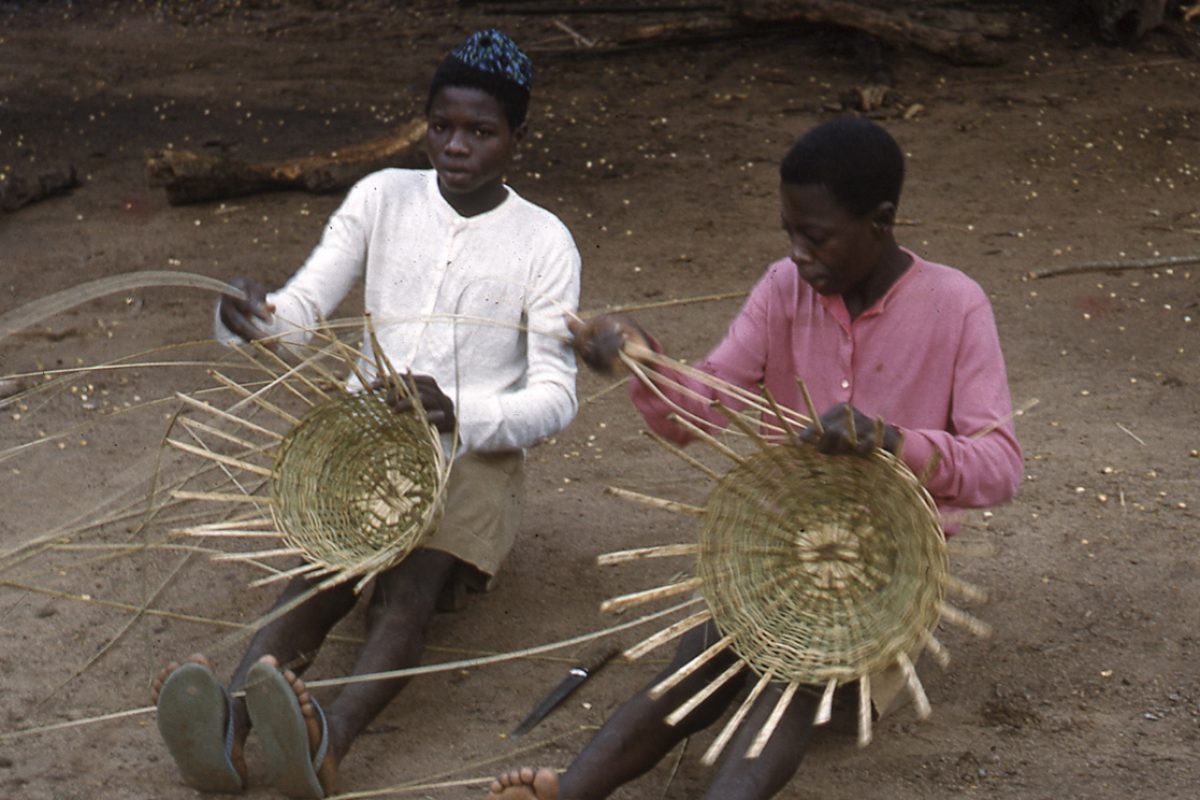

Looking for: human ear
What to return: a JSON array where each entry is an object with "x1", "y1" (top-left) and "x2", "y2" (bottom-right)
[
  {"x1": 510, "y1": 122, "x2": 529, "y2": 148},
  {"x1": 870, "y1": 201, "x2": 897, "y2": 233}
]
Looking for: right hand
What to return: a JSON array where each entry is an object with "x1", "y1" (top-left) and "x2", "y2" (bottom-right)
[
  {"x1": 800, "y1": 402, "x2": 901, "y2": 456},
  {"x1": 374, "y1": 373, "x2": 456, "y2": 434},
  {"x1": 218, "y1": 276, "x2": 275, "y2": 343},
  {"x1": 566, "y1": 313, "x2": 651, "y2": 375}
]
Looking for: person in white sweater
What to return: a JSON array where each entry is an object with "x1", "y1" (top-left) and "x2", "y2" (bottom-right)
[{"x1": 151, "y1": 30, "x2": 580, "y2": 799}]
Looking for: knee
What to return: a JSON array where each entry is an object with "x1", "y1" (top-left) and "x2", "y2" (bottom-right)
[
  {"x1": 278, "y1": 576, "x2": 357, "y2": 623},
  {"x1": 368, "y1": 553, "x2": 456, "y2": 621},
  {"x1": 666, "y1": 621, "x2": 739, "y2": 683}
]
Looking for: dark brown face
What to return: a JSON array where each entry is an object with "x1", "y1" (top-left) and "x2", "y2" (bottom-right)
[
  {"x1": 425, "y1": 85, "x2": 525, "y2": 202},
  {"x1": 779, "y1": 182, "x2": 888, "y2": 297}
]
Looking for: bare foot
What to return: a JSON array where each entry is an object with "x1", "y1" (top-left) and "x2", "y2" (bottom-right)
[
  {"x1": 487, "y1": 767, "x2": 559, "y2": 800},
  {"x1": 153, "y1": 653, "x2": 249, "y2": 790},
  {"x1": 257, "y1": 655, "x2": 340, "y2": 796},
  {"x1": 151, "y1": 652, "x2": 209, "y2": 705}
]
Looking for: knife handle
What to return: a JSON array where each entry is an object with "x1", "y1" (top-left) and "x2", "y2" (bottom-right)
[{"x1": 581, "y1": 644, "x2": 620, "y2": 675}]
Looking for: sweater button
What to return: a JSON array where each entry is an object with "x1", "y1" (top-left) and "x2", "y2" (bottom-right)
[{"x1": 840, "y1": 379, "x2": 850, "y2": 389}]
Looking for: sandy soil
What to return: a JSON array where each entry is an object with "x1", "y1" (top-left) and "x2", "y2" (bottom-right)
[{"x1": 1, "y1": 2, "x2": 1198, "y2": 798}]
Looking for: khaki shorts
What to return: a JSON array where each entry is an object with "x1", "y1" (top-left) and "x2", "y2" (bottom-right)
[{"x1": 421, "y1": 449, "x2": 525, "y2": 590}]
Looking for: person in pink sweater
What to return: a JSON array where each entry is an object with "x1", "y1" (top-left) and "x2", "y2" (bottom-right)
[{"x1": 487, "y1": 117, "x2": 1023, "y2": 800}]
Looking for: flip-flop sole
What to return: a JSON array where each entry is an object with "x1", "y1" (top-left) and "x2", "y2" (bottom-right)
[
  {"x1": 155, "y1": 662, "x2": 244, "y2": 794},
  {"x1": 245, "y1": 662, "x2": 326, "y2": 799}
]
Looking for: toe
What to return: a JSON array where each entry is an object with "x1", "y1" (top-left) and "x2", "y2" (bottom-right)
[
  {"x1": 532, "y1": 769, "x2": 559, "y2": 798},
  {"x1": 151, "y1": 661, "x2": 179, "y2": 699}
]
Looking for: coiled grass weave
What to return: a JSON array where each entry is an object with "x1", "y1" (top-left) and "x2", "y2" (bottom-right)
[
  {"x1": 698, "y1": 444, "x2": 946, "y2": 684},
  {"x1": 270, "y1": 389, "x2": 444, "y2": 576}
]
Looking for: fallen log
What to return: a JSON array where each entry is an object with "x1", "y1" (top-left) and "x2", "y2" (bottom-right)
[
  {"x1": 622, "y1": 15, "x2": 738, "y2": 43},
  {"x1": 145, "y1": 118, "x2": 428, "y2": 206},
  {"x1": 731, "y1": 0, "x2": 1005, "y2": 65},
  {"x1": 1089, "y1": 0, "x2": 1167, "y2": 43},
  {"x1": 0, "y1": 164, "x2": 80, "y2": 212}
]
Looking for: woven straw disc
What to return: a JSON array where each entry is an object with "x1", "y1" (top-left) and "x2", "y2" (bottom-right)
[
  {"x1": 270, "y1": 390, "x2": 444, "y2": 575},
  {"x1": 697, "y1": 443, "x2": 946, "y2": 684}
]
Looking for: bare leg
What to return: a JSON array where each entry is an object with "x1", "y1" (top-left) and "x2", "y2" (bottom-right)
[
  {"x1": 555, "y1": 621, "x2": 745, "y2": 799},
  {"x1": 701, "y1": 683, "x2": 817, "y2": 800},
  {"x1": 322, "y1": 548, "x2": 458, "y2": 765},
  {"x1": 486, "y1": 622, "x2": 815, "y2": 800},
  {"x1": 242, "y1": 549, "x2": 457, "y2": 793},
  {"x1": 227, "y1": 571, "x2": 360, "y2": 743}
]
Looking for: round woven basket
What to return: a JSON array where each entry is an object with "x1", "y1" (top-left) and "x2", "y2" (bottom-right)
[
  {"x1": 697, "y1": 443, "x2": 946, "y2": 684},
  {"x1": 270, "y1": 389, "x2": 446, "y2": 578}
]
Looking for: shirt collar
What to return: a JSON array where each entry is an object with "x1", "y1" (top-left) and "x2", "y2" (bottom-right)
[
  {"x1": 815, "y1": 247, "x2": 923, "y2": 323},
  {"x1": 425, "y1": 169, "x2": 515, "y2": 225}
]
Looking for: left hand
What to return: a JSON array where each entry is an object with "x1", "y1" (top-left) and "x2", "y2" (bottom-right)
[
  {"x1": 800, "y1": 402, "x2": 900, "y2": 456},
  {"x1": 566, "y1": 313, "x2": 652, "y2": 375},
  {"x1": 374, "y1": 374, "x2": 456, "y2": 433}
]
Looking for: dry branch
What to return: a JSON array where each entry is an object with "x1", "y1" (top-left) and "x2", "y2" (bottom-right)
[
  {"x1": 731, "y1": 0, "x2": 1005, "y2": 65},
  {"x1": 1029, "y1": 253, "x2": 1200, "y2": 279},
  {"x1": 145, "y1": 119, "x2": 427, "y2": 206},
  {"x1": 622, "y1": 15, "x2": 739, "y2": 43},
  {"x1": 528, "y1": 2, "x2": 1006, "y2": 64},
  {"x1": 0, "y1": 164, "x2": 80, "y2": 212}
]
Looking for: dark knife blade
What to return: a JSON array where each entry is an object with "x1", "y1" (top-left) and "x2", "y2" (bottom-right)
[{"x1": 511, "y1": 645, "x2": 619, "y2": 737}]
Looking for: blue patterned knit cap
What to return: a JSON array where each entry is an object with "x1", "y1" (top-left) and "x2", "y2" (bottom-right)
[
  {"x1": 451, "y1": 29, "x2": 533, "y2": 92},
  {"x1": 427, "y1": 29, "x2": 533, "y2": 129}
]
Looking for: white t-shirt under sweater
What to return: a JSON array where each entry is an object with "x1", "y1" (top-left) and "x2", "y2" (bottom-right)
[{"x1": 218, "y1": 168, "x2": 581, "y2": 455}]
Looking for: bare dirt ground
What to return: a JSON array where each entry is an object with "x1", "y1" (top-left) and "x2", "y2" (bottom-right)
[{"x1": 1, "y1": 2, "x2": 1198, "y2": 799}]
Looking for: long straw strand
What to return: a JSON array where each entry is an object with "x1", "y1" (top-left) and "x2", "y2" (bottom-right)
[
  {"x1": 305, "y1": 596, "x2": 707, "y2": 690},
  {"x1": 640, "y1": 429, "x2": 724, "y2": 482}
]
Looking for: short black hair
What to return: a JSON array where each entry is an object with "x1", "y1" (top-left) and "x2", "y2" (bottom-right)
[{"x1": 779, "y1": 117, "x2": 905, "y2": 217}]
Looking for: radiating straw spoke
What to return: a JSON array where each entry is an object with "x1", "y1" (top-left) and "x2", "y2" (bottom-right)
[
  {"x1": 746, "y1": 680, "x2": 799, "y2": 759},
  {"x1": 623, "y1": 609, "x2": 712, "y2": 661},
  {"x1": 814, "y1": 677, "x2": 838, "y2": 725},
  {"x1": 596, "y1": 543, "x2": 700, "y2": 566},
  {"x1": 702, "y1": 668, "x2": 776, "y2": 765},
  {"x1": 896, "y1": 650, "x2": 931, "y2": 719},
  {"x1": 665, "y1": 659, "x2": 745, "y2": 726},
  {"x1": 600, "y1": 576, "x2": 704, "y2": 614},
  {"x1": 601, "y1": 487, "x2": 705, "y2": 517},
  {"x1": 650, "y1": 635, "x2": 734, "y2": 700}
]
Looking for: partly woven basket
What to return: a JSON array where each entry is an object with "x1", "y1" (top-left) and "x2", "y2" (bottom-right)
[
  {"x1": 697, "y1": 443, "x2": 946, "y2": 685},
  {"x1": 270, "y1": 389, "x2": 446, "y2": 580}
]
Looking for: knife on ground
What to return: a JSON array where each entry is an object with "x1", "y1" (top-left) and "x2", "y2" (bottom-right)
[{"x1": 511, "y1": 645, "x2": 619, "y2": 737}]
